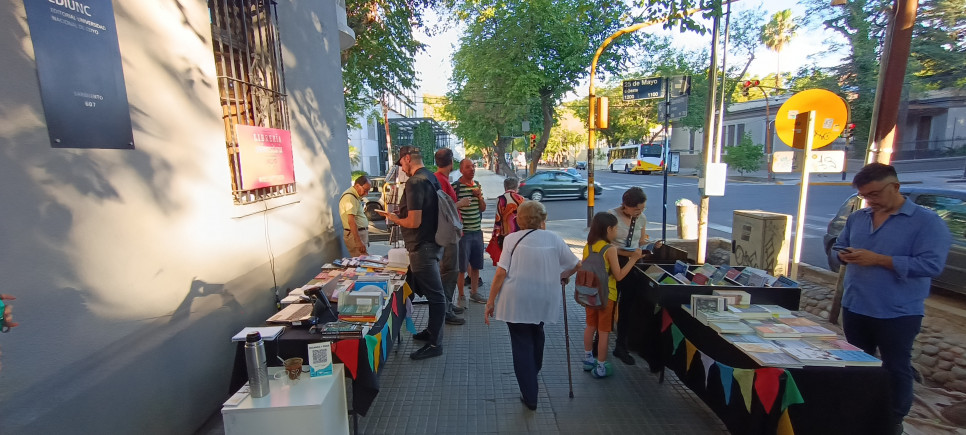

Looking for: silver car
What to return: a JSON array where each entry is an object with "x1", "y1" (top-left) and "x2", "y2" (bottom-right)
[{"x1": 824, "y1": 186, "x2": 966, "y2": 294}]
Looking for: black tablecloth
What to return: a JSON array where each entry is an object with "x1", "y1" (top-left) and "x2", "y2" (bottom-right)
[
  {"x1": 230, "y1": 288, "x2": 405, "y2": 416},
  {"x1": 663, "y1": 306, "x2": 892, "y2": 435}
]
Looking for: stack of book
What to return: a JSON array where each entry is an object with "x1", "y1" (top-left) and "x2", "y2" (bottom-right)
[
  {"x1": 316, "y1": 321, "x2": 369, "y2": 340},
  {"x1": 338, "y1": 303, "x2": 382, "y2": 323}
]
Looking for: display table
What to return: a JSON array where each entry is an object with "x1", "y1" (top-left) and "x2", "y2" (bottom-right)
[
  {"x1": 222, "y1": 364, "x2": 349, "y2": 435},
  {"x1": 229, "y1": 277, "x2": 408, "y2": 418},
  {"x1": 662, "y1": 306, "x2": 891, "y2": 435}
]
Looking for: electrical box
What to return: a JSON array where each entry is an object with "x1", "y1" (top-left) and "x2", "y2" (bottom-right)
[{"x1": 731, "y1": 210, "x2": 792, "y2": 277}]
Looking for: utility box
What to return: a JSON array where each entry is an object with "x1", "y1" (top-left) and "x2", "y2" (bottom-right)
[{"x1": 731, "y1": 210, "x2": 792, "y2": 277}]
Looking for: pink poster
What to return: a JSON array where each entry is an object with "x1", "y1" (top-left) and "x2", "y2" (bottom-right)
[{"x1": 235, "y1": 125, "x2": 295, "y2": 190}]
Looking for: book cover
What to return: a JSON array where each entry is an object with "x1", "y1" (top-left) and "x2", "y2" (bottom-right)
[
  {"x1": 751, "y1": 351, "x2": 804, "y2": 367},
  {"x1": 644, "y1": 265, "x2": 667, "y2": 281},
  {"x1": 725, "y1": 268, "x2": 743, "y2": 281},
  {"x1": 660, "y1": 274, "x2": 682, "y2": 285},
  {"x1": 710, "y1": 321, "x2": 755, "y2": 335},
  {"x1": 709, "y1": 267, "x2": 730, "y2": 285},
  {"x1": 752, "y1": 323, "x2": 802, "y2": 338},
  {"x1": 773, "y1": 275, "x2": 800, "y2": 288},
  {"x1": 735, "y1": 270, "x2": 753, "y2": 286},
  {"x1": 727, "y1": 305, "x2": 775, "y2": 319},
  {"x1": 788, "y1": 325, "x2": 838, "y2": 338},
  {"x1": 674, "y1": 260, "x2": 689, "y2": 275},
  {"x1": 673, "y1": 273, "x2": 691, "y2": 284},
  {"x1": 782, "y1": 346, "x2": 846, "y2": 366},
  {"x1": 713, "y1": 290, "x2": 750, "y2": 305},
  {"x1": 734, "y1": 342, "x2": 782, "y2": 353},
  {"x1": 804, "y1": 338, "x2": 861, "y2": 351},
  {"x1": 827, "y1": 350, "x2": 882, "y2": 367},
  {"x1": 778, "y1": 317, "x2": 819, "y2": 327},
  {"x1": 691, "y1": 295, "x2": 726, "y2": 314},
  {"x1": 724, "y1": 334, "x2": 768, "y2": 344},
  {"x1": 690, "y1": 273, "x2": 710, "y2": 285}
]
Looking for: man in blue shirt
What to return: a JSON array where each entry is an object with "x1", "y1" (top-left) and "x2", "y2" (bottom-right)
[{"x1": 834, "y1": 163, "x2": 951, "y2": 433}]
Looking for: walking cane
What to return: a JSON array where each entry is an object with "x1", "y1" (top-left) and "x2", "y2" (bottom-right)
[{"x1": 561, "y1": 281, "x2": 574, "y2": 398}]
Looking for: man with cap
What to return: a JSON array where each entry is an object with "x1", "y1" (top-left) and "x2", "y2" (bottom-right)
[
  {"x1": 380, "y1": 146, "x2": 447, "y2": 360},
  {"x1": 339, "y1": 175, "x2": 371, "y2": 257}
]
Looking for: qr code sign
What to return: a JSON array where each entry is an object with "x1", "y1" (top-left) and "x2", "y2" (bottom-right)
[
  {"x1": 307, "y1": 342, "x2": 332, "y2": 376},
  {"x1": 311, "y1": 347, "x2": 329, "y2": 365}
]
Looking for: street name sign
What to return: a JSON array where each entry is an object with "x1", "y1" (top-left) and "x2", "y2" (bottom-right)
[
  {"x1": 622, "y1": 77, "x2": 665, "y2": 101},
  {"x1": 772, "y1": 150, "x2": 846, "y2": 173}
]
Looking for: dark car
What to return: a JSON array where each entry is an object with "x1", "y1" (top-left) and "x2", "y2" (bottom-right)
[
  {"x1": 364, "y1": 176, "x2": 387, "y2": 221},
  {"x1": 824, "y1": 186, "x2": 966, "y2": 294},
  {"x1": 575, "y1": 161, "x2": 587, "y2": 170},
  {"x1": 518, "y1": 170, "x2": 603, "y2": 201},
  {"x1": 563, "y1": 167, "x2": 581, "y2": 178}
]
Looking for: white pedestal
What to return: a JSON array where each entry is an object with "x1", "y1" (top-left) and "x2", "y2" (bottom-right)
[{"x1": 222, "y1": 364, "x2": 348, "y2": 435}]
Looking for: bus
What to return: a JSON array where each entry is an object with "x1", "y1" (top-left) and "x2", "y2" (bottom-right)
[{"x1": 607, "y1": 144, "x2": 665, "y2": 174}]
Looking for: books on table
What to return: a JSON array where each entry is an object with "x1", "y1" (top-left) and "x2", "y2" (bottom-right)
[
  {"x1": 780, "y1": 346, "x2": 847, "y2": 367},
  {"x1": 643, "y1": 265, "x2": 666, "y2": 281},
  {"x1": 697, "y1": 310, "x2": 740, "y2": 325},
  {"x1": 745, "y1": 319, "x2": 803, "y2": 338},
  {"x1": 826, "y1": 350, "x2": 881, "y2": 366},
  {"x1": 713, "y1": 290, "x2": 750, "y2": 306},
  {"x1": 710, "y1": 321, "x2": 755, "y2": 335},
  {"x1": 690, "y1": 295, "x2": 726, "y2": 315},
  {"x1": 232, "y1": 326, "x2": 285, "y2": 342},
  {"x1": 727, "y1": 305, "x2": 775, "y2": 319}
]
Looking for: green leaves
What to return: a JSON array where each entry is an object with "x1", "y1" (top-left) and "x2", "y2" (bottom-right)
[{"x1": 723, "y1": 133, "x2": 764, "y2": 175}]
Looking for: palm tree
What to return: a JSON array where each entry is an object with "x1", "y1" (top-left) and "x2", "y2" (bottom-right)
[{"x1": 760, "y1": 9, "x2": 798, "y2": 91}]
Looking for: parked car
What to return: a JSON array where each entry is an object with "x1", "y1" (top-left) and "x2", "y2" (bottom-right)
[
  {"x1": 364, "y1": 176, "x2": 387, "y2": 221},
  {"x1": 563, "y1": 167, "x2": 581, "y2": 178},
  {"x1": 824, "y1": 186, "x2": 966, "y2": 294},
  {"x1": 575, "y1": 161, "x2": 587, "y2": 170},
  {"x1": 518, "y1": 170, "x2": 603, "y2": 201}
]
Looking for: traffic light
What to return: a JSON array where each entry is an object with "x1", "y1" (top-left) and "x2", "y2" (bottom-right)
[
  {"x1": 530, "y1": 134, "x2": 536, "y2": 149},
  {"x1": 741, "y1": 79, "x2": 760, "y2": 97},
  {"x1": 842, "y1": 123, "x2": 856, "y2": 139}
]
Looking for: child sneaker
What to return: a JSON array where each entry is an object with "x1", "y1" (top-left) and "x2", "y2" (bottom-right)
[
  {"x1": 582, "y1": 356, "x2": 596, "y2": 371},
  {"x1": 592, "y1": 361, "x2": 613, "y2": 379}
]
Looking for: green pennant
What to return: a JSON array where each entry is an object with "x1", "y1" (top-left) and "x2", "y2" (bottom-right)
[
  {"x1": 781, "y1": 370, "x2": 805, "y2": 412},
  {"x1": 671, "y1": 324, "x2": 684, "y2": 354}
]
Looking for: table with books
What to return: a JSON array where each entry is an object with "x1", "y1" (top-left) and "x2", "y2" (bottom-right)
[
  {"x1": 631, "y1": 262, "x2": 891, "y2": 435},
  {"x1": 229, "y1": 255, "x2": 410, "y2": 423}
]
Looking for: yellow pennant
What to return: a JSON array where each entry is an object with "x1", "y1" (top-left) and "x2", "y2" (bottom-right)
[
  {"x1": 777, "y1": 409, "x2": 795, "y2": 435},
  {"x1": 685, "y1": 340, "x2": 697, "y2": 369},
  {"x1": 732, "y1": 368, "x2": 755, "y2": 413}
]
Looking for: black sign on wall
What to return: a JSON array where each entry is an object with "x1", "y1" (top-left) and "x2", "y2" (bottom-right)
[{"x1": 24, "y1": 0, "x2": 134, "y2": 149}]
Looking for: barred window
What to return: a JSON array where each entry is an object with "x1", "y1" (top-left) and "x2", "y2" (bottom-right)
[{"x1": 209, "y1": 0, "x2": 293, "y2": 205}]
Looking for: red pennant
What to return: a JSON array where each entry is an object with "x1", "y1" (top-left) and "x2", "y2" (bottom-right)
[
  {"x1": 391, "y1": 292, "x2": 399, "y2": 317},
  {"x1": 754, "y1": 367, "x2": 784, "y2": 414},
  {"x1": 332, "y1": 339, "x2": 360, "y2": 379},
  {"x1": 661, "y1": 309, "x2": 672, "y2": 332}
]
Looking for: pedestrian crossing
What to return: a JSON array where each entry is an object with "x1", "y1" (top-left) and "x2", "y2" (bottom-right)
[{"x1": 600, "y1": 182, "x2": 696, "y2": 191}]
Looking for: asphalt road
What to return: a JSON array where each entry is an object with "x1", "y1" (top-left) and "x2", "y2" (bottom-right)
[{"x1": 535, "y1": 168, "x2": 857, "y2": 270}]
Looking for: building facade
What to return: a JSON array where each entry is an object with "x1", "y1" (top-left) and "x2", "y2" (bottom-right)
[{"x1": 0, "y1": 0, "x2": 354, "y2": 433}]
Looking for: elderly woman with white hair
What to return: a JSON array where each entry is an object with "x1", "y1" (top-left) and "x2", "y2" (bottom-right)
[{"x1": 484, "y1": 200, "x2": 580, "y2": 411}]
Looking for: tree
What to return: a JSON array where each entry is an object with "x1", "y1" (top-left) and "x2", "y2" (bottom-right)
[
  {"x1": 760, "y1": 9, "x2": 798, "y2": 91},
  {"x1": 909, "y1": 0, "x2": 966, "y2": 90},
  {"x1": 445, "y1": 0, "x2": 638, "y2": 175},
  {"x1": 723, "y1": 133, "x2": 763, "y2": 175},
  {"x1": 342, "y1": 0, "x2": 434, "y2": 128}
]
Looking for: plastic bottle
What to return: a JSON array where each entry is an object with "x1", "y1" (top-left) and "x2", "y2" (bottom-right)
[{"x1": 244, "y1": 332, "x2": 270, "y2": 398}]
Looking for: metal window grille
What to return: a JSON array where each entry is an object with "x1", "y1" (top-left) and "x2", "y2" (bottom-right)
[{"x1": 209, "y1": 0, "x2": 293, "y2": 205}]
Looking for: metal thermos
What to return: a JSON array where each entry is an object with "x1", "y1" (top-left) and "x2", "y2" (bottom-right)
[{"x1": 244, "y1": 332, "x2": 270, "y2": 398}]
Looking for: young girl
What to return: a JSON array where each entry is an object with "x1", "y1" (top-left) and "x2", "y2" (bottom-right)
[{"x1": 583, "y1": 212, "x2": 642, "y2": 378}]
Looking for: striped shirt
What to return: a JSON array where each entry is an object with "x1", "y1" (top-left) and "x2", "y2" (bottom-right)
[{"x1": 454, "y1": 180, "x2": 483, "y2": 232}]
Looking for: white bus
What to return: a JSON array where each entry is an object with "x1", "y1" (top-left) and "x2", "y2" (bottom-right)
[{"x1": 607, "y1": 144, "x2": 665, "y2": 174}]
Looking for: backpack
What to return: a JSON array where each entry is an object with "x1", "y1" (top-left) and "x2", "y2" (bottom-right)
[
  {"x1": 574, "y1": 244, "x2": 611, "y2": 310},
  {"x1": 430, "y1": 176, "x2": 463, "y2": 246},
  {"x1": 497, "y1": 192, "x2": 524, "y2": 235}
]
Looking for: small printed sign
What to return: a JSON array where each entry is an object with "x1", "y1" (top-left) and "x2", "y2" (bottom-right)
[{"x1": 308, "y1": 342, "x2": 333, "y2": 377}]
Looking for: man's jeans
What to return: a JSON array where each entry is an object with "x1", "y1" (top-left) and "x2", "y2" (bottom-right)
[
  {"x1": 842, "y1": 308, "x2": 922, "y2": 424},
  {"x1": 409, "y1": 243, "x2": 446, "y2": 346},
  {"x1": 441, "y1": 242, "x2": 459, "y2": 314}
]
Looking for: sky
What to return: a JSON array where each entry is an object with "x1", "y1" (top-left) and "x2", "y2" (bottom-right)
[{"x1": 412, "y1": 1, "x2": 849, "y2": 105}]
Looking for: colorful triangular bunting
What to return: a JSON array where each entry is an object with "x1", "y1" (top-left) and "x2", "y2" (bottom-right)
[
  {"x1": 373, "y1": 333, "x2": 382, "y2": 372},
  {"x1": 332, "y1": 339, "x2": 359, "y2": 379},
  {"x1": 700, "y1": 353, "x2": 715, "y2": 388},
  {"x1": 685, "y1": 340, "x2": 697, "y2": 370},
  {"x1": 733, "y1": 368, "x2": 755, "y2": 413},
  {"x1": 671, "y1": 324, "x2": 684, "y2": 354},
  {"x1": 778, "y1": 409, "x2": 795, "y2": 435},
  {"x1": 365, "y1": 335, "x2": 377, "y2": 372},
  {"x1": 781, "y1": 371, "x2": 805, "y2": 412},
  {"x1": 661, "y1": 309, "x2": 672, "y2": 332},
  {"x1": 717, "y1": 362, "x2": 735, "y2": 405},
  {"x1": 754, "y1": 367, "x2": 784, "y2": 414}
]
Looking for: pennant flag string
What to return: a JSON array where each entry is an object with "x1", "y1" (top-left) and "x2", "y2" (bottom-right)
[
  {"x1": 781, "y1": 371, "x2": 805, "y2": 412},
  {"x1": 671, "y1": 324, "x2": 684, "y2": 354},
  {"x1": 717, "y1": 362, "x2": 735, "y2": 405},
  {"x1": 332, "y1": 339, "x2": 360, "y2": 379},
  {"x1": 661, "y1": 309, "x2": 672, "y2": 332},
  {"x1": 685, "y1": 340, "x2": 697, "y2": 370},
  {"x1": 754, "y1": 367, "x2": 784, "y2": 414},
  {"x1": 365, "y1": 335, "x2": 377, "y2": 373},
  {"x1": 733, "y1": 368, "x2": 756, "y2": 413},
  {"x1": 700, "y1": 353, "x2": 715, "y2": 388}
]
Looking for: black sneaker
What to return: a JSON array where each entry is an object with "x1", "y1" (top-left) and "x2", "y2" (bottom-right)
[
  {"x1": 413, "y1": 330, "x2": 432, "y2": 342},
  {"x1": 464, "y1": 276, "x2": 484, "y2": 287},
  {"x1": 519, "y1": 396, "x2": 537, "y2": 411},
  {"x1": 614, "y1": 348, "x2": 636, "y2": 365},
  {"x1": 451, "y1": 306, "x2": 466, "y2": 315},
  {"x1": 445, "y1": 314, "x2": 465, "y2": 325},
  {"x1": 410, "y1": 344, "x2": 442, "y2": 360}
]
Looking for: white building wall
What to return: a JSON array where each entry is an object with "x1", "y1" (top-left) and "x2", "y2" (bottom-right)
[{"x1": 0, "y1": 1, "x2": 352, "y2": 433}]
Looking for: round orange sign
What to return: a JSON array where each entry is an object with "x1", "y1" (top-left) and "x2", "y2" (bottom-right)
[{"x1": 775, "y1": 89, "x2": 849, "y2": 149}]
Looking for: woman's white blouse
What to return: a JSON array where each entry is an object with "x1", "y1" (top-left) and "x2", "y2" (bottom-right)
[{"x1": 493, "y1": 229, "x2": 580, "y2": 325}]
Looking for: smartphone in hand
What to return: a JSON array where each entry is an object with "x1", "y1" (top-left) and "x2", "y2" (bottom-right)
[{"x1": 833, "y1": 246, "x2": 853, "y2": 254}]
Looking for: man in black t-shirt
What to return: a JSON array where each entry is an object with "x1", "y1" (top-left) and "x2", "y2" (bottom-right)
[{"x1": 382, "y1": 146, "x2": 446, "y2": 360}]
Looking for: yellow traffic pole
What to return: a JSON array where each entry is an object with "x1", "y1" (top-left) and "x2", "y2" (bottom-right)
[{"x1": 584, "y1": 7, "x2": 704, "y2": 226}]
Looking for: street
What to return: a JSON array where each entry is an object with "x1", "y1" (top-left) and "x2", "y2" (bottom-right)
[{"x1": 534, "y1": 168, "x2": 857, "y2": 270}]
